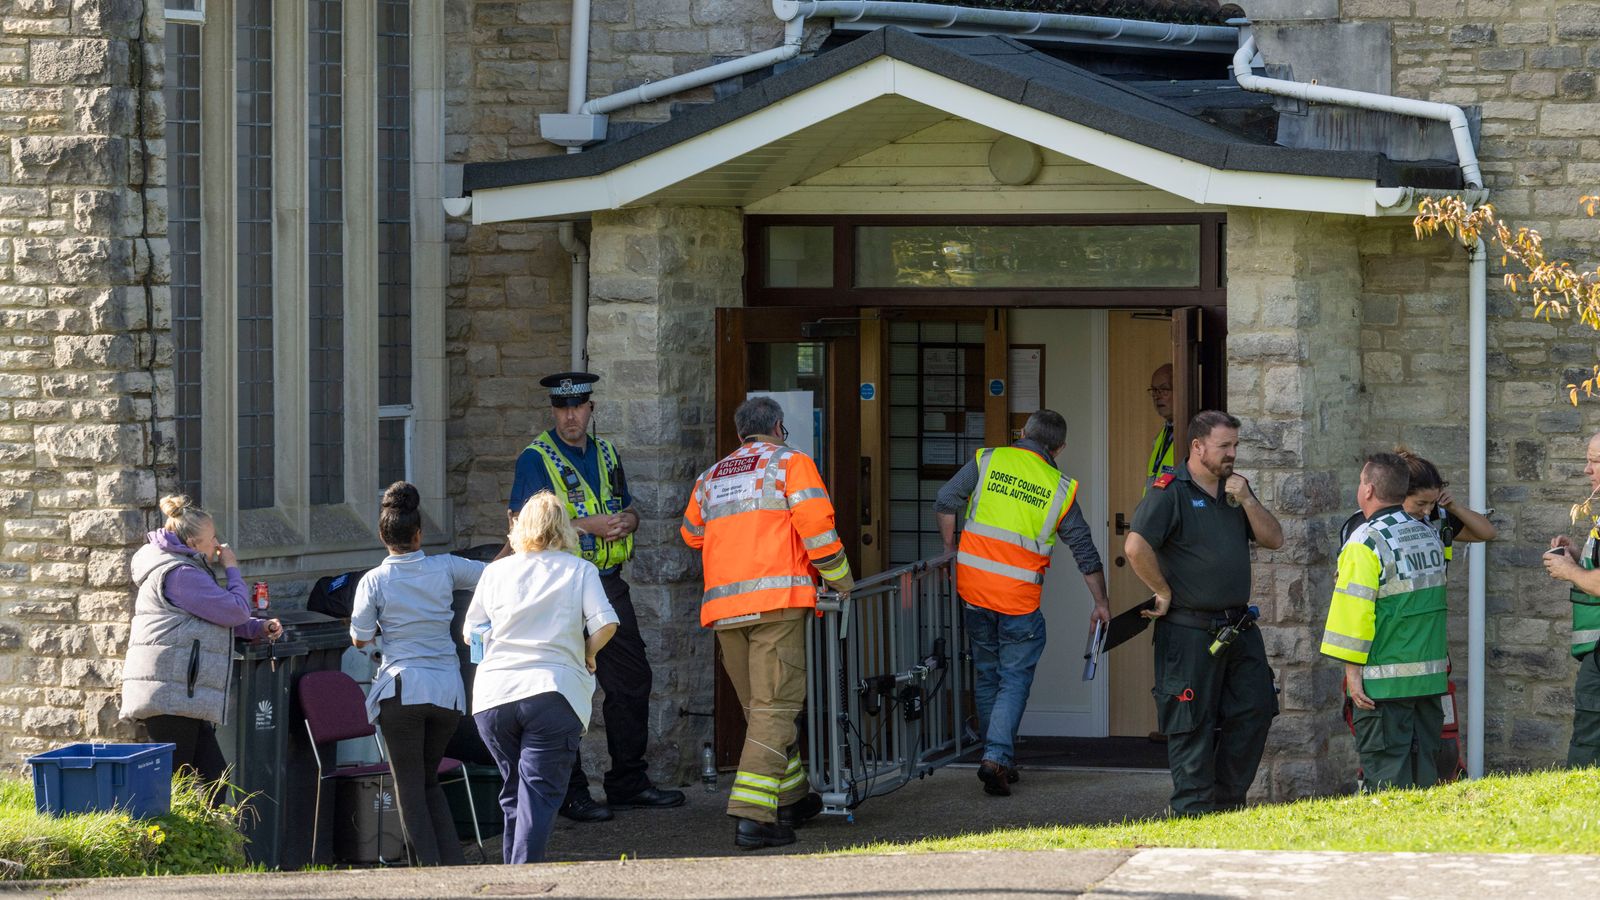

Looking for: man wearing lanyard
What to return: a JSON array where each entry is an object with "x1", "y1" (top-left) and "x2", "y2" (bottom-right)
[
  {"x1": 1146, "y1": 364, "x2": 1176, "y2": 487},
  {"x1": 506, "y1": 372, "x2": 685, "y2": 822}
]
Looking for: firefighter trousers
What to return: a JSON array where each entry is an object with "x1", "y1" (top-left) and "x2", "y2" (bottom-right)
[
  {"x1": 1152, "y1": 620, "x2": 1278, "y2": 815},
  {"x1": 716, "y1": 615, "x2": 809, "y2": 823},
  {"x1": 1352, "y1": 695, "x2": 1443, "y2": 790}
]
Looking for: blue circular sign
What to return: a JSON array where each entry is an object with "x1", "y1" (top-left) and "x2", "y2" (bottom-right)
[
  {"x1": 860, "y1": 382, "x2": 876, "y2": 401},
  {"x1": 988, "y1": 379, "x2": 1005, "y2": 397}
]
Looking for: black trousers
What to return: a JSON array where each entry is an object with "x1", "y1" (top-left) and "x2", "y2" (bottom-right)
[
  {"x1": 378, "y1": 680, "x2": 466, "y2": 867},
  {"x1": 142, "y1": 714, "x2": 228, "y2": 797},
  {"x1": 1152, "y1": 620, "x2": 1278, "y2": 815},
  {"x1": 567, "y1": 570, "x2": 655, "y2": 801}
]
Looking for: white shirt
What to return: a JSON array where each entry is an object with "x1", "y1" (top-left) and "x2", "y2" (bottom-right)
[
  {"x1": 350, "y1": 551, "x2": 486, "y2": 724},
  {"x1": 463, "y1": 550, "x2": 619, "y2": 729}
]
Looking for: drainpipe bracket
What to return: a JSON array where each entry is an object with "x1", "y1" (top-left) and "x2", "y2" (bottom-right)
[{"x1": 541, "y1": 112, "x2": 608, "y2": 148}]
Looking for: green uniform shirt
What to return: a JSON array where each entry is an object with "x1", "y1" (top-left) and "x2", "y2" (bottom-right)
[
  {"x1": 1571, "y1": 517, "x2": 1600, "y2": 658},
  {"x1": 1321, "y1": 506, "x2": 1449, "y2": 699},
  {"x1": 1128, "y1": 463, "x2": 1255, "y2": 612}
]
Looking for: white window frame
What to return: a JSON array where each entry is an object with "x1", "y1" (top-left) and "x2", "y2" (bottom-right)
[{"x1": 177, "y1": 0, "x2": 448, "y2": 572}]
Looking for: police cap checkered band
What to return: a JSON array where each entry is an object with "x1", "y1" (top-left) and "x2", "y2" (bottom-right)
[{"x1": 540, "y1": 371, "x2": 598, "y2": 406}]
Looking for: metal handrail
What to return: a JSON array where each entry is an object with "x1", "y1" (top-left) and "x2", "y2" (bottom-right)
[{"x1": 807, "y1": 551, "x2": 974, "y2": 815}]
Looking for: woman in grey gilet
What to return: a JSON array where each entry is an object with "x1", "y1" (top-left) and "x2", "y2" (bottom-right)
[{"x1": 121, "y1": 495, "x2": 282, "y2": 788}]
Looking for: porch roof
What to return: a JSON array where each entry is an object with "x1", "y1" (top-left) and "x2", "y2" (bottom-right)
[{"x1": 462, "y1": 27, "x2": 1464, "y2": 224}]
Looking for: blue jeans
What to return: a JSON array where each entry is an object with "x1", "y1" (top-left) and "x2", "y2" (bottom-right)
[{"x1": 964, "y1": 604, "x2": 1047, "y2": 768}]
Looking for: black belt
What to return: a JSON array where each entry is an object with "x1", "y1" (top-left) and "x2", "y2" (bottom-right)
[{"x1": 1163, "y1": 606, "x2": 1249, "y2": 631}]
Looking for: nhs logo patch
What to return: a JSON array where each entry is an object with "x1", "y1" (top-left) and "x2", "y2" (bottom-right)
[{"x1": 1191, "y1": 499, "x2": 1207, "y2": 508}]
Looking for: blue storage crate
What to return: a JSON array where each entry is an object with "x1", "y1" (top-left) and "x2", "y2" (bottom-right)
[{"x1": 28, "y1": 742, "x2": 175, "y2": 819}]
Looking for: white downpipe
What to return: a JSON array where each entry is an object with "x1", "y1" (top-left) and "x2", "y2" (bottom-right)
[
  {"x1": 776, "y1": 0, "x2": 1236, "y2": 49},
  {"x1": 1235, "y1": 26, "x2": 1490, "y2": 777},
  {"x1": 565, "y1": 0, "x2": 592, "y2": 372},
  {"x1": 581, "y1": 16, "x2": 805, "y2": 116},
  {"x1": 1231, "y1": 34, "x2": 1483, "y2": 189},
  {"x1": 1467, "y1": 238, "x2": 1487, "y2": 779}
]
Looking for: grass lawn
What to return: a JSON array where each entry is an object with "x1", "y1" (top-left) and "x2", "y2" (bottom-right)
[
  {"x1": 0, "y1": 776, "x2": 247, "y2": 879},
  {"x1": 846, "y1": 768, "x2": 1600, "y2": 856}
]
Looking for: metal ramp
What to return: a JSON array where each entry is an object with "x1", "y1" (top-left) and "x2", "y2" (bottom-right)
[{"x1": 806, "y1": 552, "x2": 976, "y2": 816}]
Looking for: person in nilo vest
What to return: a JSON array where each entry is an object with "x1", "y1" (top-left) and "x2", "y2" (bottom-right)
[
  {"x1": 1543, "y1": 430, "x2": 1600, "y2": 767},
  {"x1": 934, "y1": 409, "x2": 1110, "y2": 797},
  {"x1": 681, "y1": 396, "x2": 853, "y2": 850},
  {"x1": 505, "y1": 371, "x2": 685, "y2": 823},
  {"x1": 1322, "y1": 452, "x2": 1450, "y2": 790}
]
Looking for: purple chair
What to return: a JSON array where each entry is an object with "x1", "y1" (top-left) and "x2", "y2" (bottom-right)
[{"x1": 297, "y1": 670, "x2": 483, "y2": 865}]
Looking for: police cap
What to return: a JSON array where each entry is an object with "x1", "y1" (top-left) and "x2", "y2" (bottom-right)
[{"x1": 540, "y1": 371, "x2": 598, "y2": 408}]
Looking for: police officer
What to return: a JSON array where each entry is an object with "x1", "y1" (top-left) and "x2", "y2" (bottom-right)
[
  {"x1": 1124, "y1": 410, "x2": 1284, "y2": 814},
  {"x1": 934, "y1": 409, "x2": 1110, "y2": 796},
  {"x1": 1322, "y1": 452, "x2": 1449, "y2": 790},
  {"x1": 1543, "y1": 430, "x2": 1600, "y2": 767},
  {"x1": 1146, "y1": 364, "x2": 1176, "y2": 486},
  {"x1": 507, "y1": 372, "x2": 685, "y2": 822}
]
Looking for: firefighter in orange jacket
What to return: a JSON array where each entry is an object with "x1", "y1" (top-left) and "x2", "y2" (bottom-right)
[{"x1": 681, "y1": 396, "x2": 854, "y2": 850}]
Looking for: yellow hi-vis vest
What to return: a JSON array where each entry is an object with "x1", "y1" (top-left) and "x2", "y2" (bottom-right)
[
  {"x1": 1570, "y1": 517, "x2": 1600, "y2": 658},
  {"x1": 1147, "y1": 422, "x2": 1175, "y2": 481},
  {"x1": 955, "y1": 446, "x2": 1077, "y2": 616},
  {"x1": 1320, "y1": 508, "x2": 1449, "y2": 699},
  {"x1": 527, "y1": 431, "x2": 633, "y2": 570}
]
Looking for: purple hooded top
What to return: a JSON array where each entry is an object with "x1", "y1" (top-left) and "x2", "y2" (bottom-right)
[{"x1": 147, "y1": 530, "x2": 267, "y2": 640}]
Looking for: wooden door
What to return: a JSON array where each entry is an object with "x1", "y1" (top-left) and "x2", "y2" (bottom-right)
[
  {"x1": 1106, "y1": 312, "x2": 1170, "y2": 737},
  {"x1": 710, "y1": 307, "x2": 862, "y2": 766}
]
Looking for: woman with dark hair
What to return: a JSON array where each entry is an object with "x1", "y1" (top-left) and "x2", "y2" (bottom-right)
[
  {"x1": 1340, "y1": 448, "x2": 1497, "y2": 553},
  {"x1": 122, "y1": 494, "x2": 283, "y2": 792},
  {"x1": 350, "y1": 482, "x2": 486, "y2": 866}
]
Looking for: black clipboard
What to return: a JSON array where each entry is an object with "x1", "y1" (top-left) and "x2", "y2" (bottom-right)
[{"x1": 1102, "y1": 597, "x2": 1158, "y2": 653}]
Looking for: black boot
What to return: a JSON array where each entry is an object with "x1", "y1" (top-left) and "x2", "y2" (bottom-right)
[
  {"x1": 734, "y1": 817, "x2": 796, "y2": 850},
  {"x1": 558, "y1": 793, "x2": 614, "y2": 823},
  {"x1": 776, "y1": 793, "x2": 823, "y2": 828}
]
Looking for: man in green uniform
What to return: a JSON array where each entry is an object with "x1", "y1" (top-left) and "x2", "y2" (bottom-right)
[
  {"x1": 1125, "y1": 410, "x2": 1284, "y2": 814},
  {"x1": 1146, "y1": 364, "x2": 1176, "y2": 487},
  {"x1": 1543, "y1": 430, "x2": 1600, "y2": 767},
  {"x1": 1321, "y1": 452, "x2": 1449, "y2": 790}
]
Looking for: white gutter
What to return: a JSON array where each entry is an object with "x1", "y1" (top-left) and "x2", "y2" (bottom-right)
[
  {"x1": 1232, "y1": 34, "x2": 1482, "y2": 189},
  {"x1": 581, "y1": 13, "x2": 805, "y2": 116},
  {"x1": 565, "y1": 0, "x2": 593, "y2": 372},
  {"x1": 776, "y1": 0, "x2": 1237, "y2": 54},
  {"x1": 1235, "y1": 26, "x2": 1489, "y2": 777}
]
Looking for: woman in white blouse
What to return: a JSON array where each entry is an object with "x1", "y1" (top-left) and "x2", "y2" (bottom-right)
[{"x1": 466, "y1": 490, "x2": 618, "y2": 865}]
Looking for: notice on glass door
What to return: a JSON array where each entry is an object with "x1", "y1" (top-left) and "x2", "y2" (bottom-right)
[
  {"x1": 1008, "y1": 346, "x2": 1043, "y2": 414},
  {"x1": 747, "y1": 390, "x2": 815, "y2": 459}
]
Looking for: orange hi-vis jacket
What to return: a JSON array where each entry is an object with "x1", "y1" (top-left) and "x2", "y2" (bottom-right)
[
  {"x1": 681, "y1": 440, "x2": 851, "y2": 627},
  {"x1": 956, "y1": 446, "x2": 1079, "y2": 616}
]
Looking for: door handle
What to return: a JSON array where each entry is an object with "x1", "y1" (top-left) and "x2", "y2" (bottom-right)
[
  {"x1": 860, "y1": 456, "x2": 872, "y2": 527},
  {"x1": 1115, "y1": 512, "x2": 1130, "y2": 535}
]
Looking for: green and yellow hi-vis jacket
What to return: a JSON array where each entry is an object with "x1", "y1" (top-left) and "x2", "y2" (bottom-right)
[
  {"x1": 1320, "y1": 507, "x2": 1449, "y2": 699},
  {"x1": 1142, "y1": 423, "x2": 1175, "y2": 497},
  {"x1": 1569, "y1": 517, "x2": 1600, "y2": 658},
  {"x1": 527, "y1": 431, "x2": 633, "y2": 570}
]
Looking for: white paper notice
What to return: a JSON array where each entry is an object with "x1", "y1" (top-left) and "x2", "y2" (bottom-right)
[
  {"x1": 1008, "y1": 347, "x2": 1042, "y2": 413},
  {"x1": 746, "y1": 390, "x2": 815, "y2": 459}
]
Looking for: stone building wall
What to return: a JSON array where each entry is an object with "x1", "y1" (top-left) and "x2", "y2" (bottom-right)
[
  {"x1": 0, "y1": 0, "x2": 168, "y2": 757},
  {"x1": 446, "y1": 0, "x2": 795, "y2": 548},
  {"x1": 1247, "y1": 0, "x2": 1600, "y2": 771},
  {"x1": 1227, "y1": 208, "x2": 1366, "y2": 798}
]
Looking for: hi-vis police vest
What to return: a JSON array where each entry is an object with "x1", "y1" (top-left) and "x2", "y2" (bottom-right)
[
  {"x1": 1320, "y1": 508, "x2": 1449, "y2": 699},
  {"x1": 527, "y1": 431, "x2": 633, "y2": 570},
  {"x1": 1570, "y1": 517, "x2": 1600, "y2": 658},
  {"x1": 956, "y1": 447, "x2": 1078, "y2": 616},
  {"x1": 681, "y1": 441, "x2": 850, "y2": 627}
]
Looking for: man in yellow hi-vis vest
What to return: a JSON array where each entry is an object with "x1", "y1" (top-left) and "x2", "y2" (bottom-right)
[
  {"x1": 935, "y1": 409, "x2": 1110, "y2": 797},
  {"x1": 506, "y1": 372, "x2": 685, "y2": 822},
  {"x1": 1146, "y1": 364, "x2": 1176, "y2": 488}
]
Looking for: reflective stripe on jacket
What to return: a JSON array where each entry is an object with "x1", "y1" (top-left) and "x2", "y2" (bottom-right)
[
  {"x1": 955, "y1": 446, "x2": 1077, "y2": 616},
  {"x1": 527, "y1": 431, "x2": 633, "y2": 569},
  {"x1": 1571, "y1": 519, "x2": 1600, "y2": 658},
  {"x1": 681, "y1": 441, "x2": 850, "y2": 626},
  {"x1": 1320, "y1": 508, "x2": 1449, "y2": 699}
]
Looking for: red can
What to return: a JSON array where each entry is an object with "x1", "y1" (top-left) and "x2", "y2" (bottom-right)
[{"x1": 252, "y1": 582, "x2": 269, "y2": 611}]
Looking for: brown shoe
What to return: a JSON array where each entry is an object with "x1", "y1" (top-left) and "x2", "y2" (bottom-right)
[
  {"x1": 1148, "y1": 730, "x2": 1168, "y2": 745},
  {"x1": 977, "y1": 759, "x2": 1011, "y2": 796}
]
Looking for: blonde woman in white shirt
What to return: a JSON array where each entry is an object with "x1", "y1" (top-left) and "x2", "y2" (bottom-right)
[{"x1": 465, "y1": 490, "x2": 619, "y2": 864}]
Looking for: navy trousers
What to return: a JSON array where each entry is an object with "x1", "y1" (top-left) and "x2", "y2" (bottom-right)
[
  {"x1": 475, "y1": 691, "x2": 583, "y2": 864},
  {"x1": 567, "y1": 571, "x2": 655, "y2": 802}
]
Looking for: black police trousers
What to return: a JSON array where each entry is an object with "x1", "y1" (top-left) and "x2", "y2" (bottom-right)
[
  {"x1": 567, "y1": 570, "x2": 656, "y2": 802},
  {"x1": 1152, "y1": 618, "x2": 1277, "y2": 815}
]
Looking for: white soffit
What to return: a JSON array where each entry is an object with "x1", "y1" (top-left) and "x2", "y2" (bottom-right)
[{"x1": 469, "y1": 56, "x2": 1384, "y2": 225}]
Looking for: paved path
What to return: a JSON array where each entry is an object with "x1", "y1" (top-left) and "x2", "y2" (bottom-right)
[{"x1": 10, "y1": 849, "x2": 1600, "y2": 899}]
